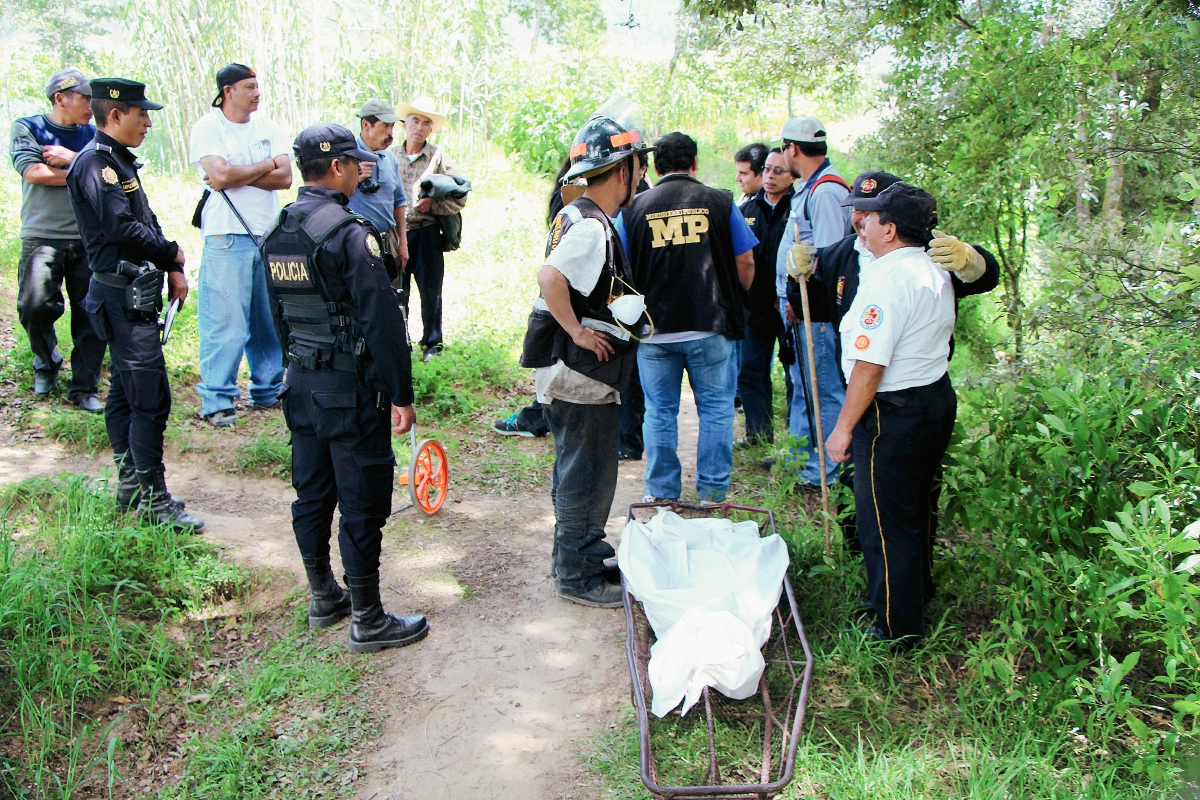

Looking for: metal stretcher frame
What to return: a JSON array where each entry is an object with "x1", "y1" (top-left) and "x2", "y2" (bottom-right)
[{"x1": 621, "y1": 501, "x2": 814, "y2": 800}]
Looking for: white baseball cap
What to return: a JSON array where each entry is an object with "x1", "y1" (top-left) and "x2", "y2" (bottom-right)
[{"x1": 777, "y1": 116, "x2": 827, "y2": 144}]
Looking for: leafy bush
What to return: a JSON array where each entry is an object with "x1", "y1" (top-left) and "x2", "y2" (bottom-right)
[
  {"x1": 492, "y1": 58, "x2": 614, "y2": 176},
  {"x1": 410, "y1": 336, "x2": 521, "y2": 421},
  {"x1": 945, "y1": 329, "x2": 1200, "y2": 781}
]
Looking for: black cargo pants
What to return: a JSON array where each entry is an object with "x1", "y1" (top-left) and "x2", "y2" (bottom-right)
[
  {"x1": 282, "y1": 367, "x2": 396, "y2": 579},
  {"x1": 853, "y1": 373, "x2": 957, "y2": 641},
  {"x1": 19, "y1": 238, "x2": 106, "y2": 397},
  {"x1": 83, "y1": 280, "x2": 170, "y2": 473}
]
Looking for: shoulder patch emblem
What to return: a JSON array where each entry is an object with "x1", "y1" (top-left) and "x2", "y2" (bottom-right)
[
  {"x1": 836, "y1": 276, "x2": 845, "y2": 302},
  {"x1": 860, "y1": 304, "x2": 883, "y2": 329},
  {"x1": 101, "y1": 166, "x2": 119, "y2": 185},
  {"x1": 365, "y1": 232, "x2": 381, "y2": 258},
  {"x1": 854, "y1": 335, "x2": 871, "y2": 350}
]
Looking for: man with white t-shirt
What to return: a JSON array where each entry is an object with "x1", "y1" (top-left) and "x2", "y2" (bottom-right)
[{"x1": 189, "y1": 63, "x2": 292, "y2": 427}]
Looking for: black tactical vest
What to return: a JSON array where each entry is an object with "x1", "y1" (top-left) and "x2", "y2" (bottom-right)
[
  {"x1": 261, "y1": 203, "x2": 367, "y2": 373},
  {"x1": 623, "y1": 174, "x2": 743, "y2": 337},
  {"x1": 519, "y1": 197, "x2": 638, "y2": 394}
]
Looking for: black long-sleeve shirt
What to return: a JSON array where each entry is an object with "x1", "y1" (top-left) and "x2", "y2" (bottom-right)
[
  {"x1": 65, "y1": 130, "x2": 180, "y2": 274},
  {"x1": 289, "y1": 186, "x2": 414, "y2": 407}
]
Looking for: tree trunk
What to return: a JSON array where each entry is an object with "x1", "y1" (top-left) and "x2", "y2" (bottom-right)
[
  {"x1": 1067, "y1": 90, "x2": 1091, "y2": 224},
  {"x1": 1100, "y1": 154, "x2": 1124, "y2": 233},
  {"x1": 531, "y1": 0, "x2": 543, "y2": 55},
  {"x1": 991, "y1": 185, "x2": 1028, "y2": 361}
]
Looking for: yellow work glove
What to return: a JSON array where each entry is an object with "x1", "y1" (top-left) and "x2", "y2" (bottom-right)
[
  {"x1": 929, "y1": 229, "x2": 986, "y2": 282},
  {"x1": 786, "y1": 240, "x2": 818, "y2": 280}
]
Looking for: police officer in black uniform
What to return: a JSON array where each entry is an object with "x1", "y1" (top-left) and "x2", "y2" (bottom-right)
[
  {"x1": 261, "y1": 123, "x2": 427, "y2": 653},
  {"x1": 67, "y1": 78, "x2": 203, "y2": 531}
]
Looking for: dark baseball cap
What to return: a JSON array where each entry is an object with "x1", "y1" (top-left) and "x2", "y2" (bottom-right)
[
  {"x1": 847, "y1": 182, "x2": 938, "y2": 230},
  {"x1": 840, "y1": 171, "x2": 903, "y2": 206},
  {"x1": 293, "y1": 124, "x2": 378, "y2": 164},
  {"x1": 89, "y1": 78, "x2": 163, "y2": 110},
  {"x1": 45, "y1": 69, "x2": 91, "y2": 99},
  {"x1": 212, "y1": 63, "x2": 256, "y2": 107}
]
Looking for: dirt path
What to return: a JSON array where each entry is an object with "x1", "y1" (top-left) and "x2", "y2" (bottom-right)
[{"x1": 0, "y1": 389, "x2": 704, "y2": 800}]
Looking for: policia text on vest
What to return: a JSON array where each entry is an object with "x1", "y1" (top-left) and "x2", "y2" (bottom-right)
[{"x1": 268, "y1": 255, "x2": 313, "y2": 287}]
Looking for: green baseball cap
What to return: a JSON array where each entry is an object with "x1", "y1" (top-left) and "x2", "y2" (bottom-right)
[{"x1": 356, "y1": 99, "x2": 401, "y2": 123}]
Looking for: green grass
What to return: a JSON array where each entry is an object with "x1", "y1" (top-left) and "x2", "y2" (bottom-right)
[
  {"x1": 411, "y1": 336, "x2": 523, "y2": 423},
  {"x1": 156, "y1": 605, "x2": 376, "y2": 800},
  {"x1": 0, "y1": 476, "x2": 374, "y2": 799},
  {"x1": 37, "y1": 405, "x2": 110, "y2": 452},
  {"x1": 234, "y1": 417, "x2": 292, "y2": 478},
  {"x1": 0, "y1": 476, "x2": 225, "y2": 797}
]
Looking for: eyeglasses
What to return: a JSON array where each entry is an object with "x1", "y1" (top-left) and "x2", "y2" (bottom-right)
[{"x1": 762, "y1": 166, "x2": 792, "y2": 176}]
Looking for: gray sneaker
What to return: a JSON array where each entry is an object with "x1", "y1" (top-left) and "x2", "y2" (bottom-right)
[
  {"x1": 204, "y1": 408, "x2": 238, "y2": 428},
  {"x1": 33, "y1": 371, "x2": 59, "y2": 396},
  {"x1": 557, "y1": 581, "x2": 624, "y2": 608},
  {"x1": 73, "y1": 395, "x2": 103, "y2": 413}
]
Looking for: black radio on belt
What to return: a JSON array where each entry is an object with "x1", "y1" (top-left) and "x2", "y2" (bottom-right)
[{"x1": 116, "y1": 260, "x2": 165, "y2": 314}]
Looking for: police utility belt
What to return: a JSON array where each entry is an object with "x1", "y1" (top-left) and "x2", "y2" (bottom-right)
[{"x1": 92, "y1": 260, "x2": 164, "y2": 314}]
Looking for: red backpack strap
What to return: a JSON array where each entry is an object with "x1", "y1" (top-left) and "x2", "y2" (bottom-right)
[
  {"x1": 803, "y1": 173, "x2": 852, "y2": 223},
  {"x1": 812, "y1": 174, "x2": 851, "y2": 192}
]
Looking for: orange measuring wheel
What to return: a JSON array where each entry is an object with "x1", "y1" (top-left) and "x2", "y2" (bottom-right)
[{"x1": 398, "y1": 438, "x2": 448, "y2": 515}]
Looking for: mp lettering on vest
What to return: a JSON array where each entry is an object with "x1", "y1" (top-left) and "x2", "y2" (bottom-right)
[{"x1": 646, "y1": 208, "x2": 712, "y2": 248}]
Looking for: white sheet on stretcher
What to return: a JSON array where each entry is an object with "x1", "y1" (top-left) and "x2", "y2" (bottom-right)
[{"x1": 617, "y1": 509, "x2": 789, "y2": 717}]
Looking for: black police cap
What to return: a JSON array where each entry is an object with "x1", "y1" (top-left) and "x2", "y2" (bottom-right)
[
  {"x1": 293, "y1": 124, "x2": 378, "y2": 165},
  {"x1": 840, "y1": 171, "x2": 903, "y2": 206},
  {"x1": 89, "y1": 78, "x2": 163, "y2": 110},
  {"x1": 213, "y1": 63, "x2": 256, "y2": 107},
  {"x1": 848, "y1": 182, "x2": 938, "y2": 231}
]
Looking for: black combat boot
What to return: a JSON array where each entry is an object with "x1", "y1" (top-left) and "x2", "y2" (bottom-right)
[
  {"x1": 346, "y1": 573, "x2": 428, "y2": 654},
  {"x1": 303, "y1": 557, "x2": 351, "y2": 629},
  {"x1": 115, "y1": 452, "x2": 140, "y2": 510},
  {"x1": 136, "y1": 468, "x2": 205, "y2": 532}
]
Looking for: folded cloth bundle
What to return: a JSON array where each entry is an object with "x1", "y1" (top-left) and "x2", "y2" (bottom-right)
[
  {"x1": 618, "y1": 509, "x2": 789, "y2": 717},
  {"x1": 419, "y1": 173, "x2": 472, "y2": 199}
]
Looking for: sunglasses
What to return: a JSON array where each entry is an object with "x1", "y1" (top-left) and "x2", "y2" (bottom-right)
[{"x1": 762, "y1": 165, "x2": 792, "y2": 176}]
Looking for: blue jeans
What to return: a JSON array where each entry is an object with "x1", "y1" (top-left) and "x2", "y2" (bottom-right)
[
  {"x1": 737, "y1": 323, "x2": 776, "y2": 443},
  {"x1": 787, "y1": 322, "x2": 844, "y2": 486},
  {"x1": 196, "y1": 234, "x2": 283, "y2": 415},
  {"x1": 638, "y1": 335, "x2": 736, "y2": 502}
]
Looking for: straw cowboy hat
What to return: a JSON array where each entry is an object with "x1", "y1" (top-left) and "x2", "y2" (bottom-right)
[{"x1": 396, "y1": 96, "x2": 448, "y2": 133}]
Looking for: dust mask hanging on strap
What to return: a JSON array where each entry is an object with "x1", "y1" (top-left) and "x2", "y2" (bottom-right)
[
  {"x1": 609, "y1": 293, "x2": 645, "y2": 325},
  {"x1": 606, "y1": 273, "x2": 653, "y2": 337}
]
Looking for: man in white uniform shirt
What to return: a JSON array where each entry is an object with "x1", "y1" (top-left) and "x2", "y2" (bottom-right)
[
  {"x1": 824, "y1": 182, "x2": 957, "y2": 646},
  {"x1": 189, "y1": 63, "x2": 292, "y2": 427}
]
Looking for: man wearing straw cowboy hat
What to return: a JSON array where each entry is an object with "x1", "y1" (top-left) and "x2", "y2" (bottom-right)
[{"x1": 393, "y1": 96, "x2": 468, "y2": 361}]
